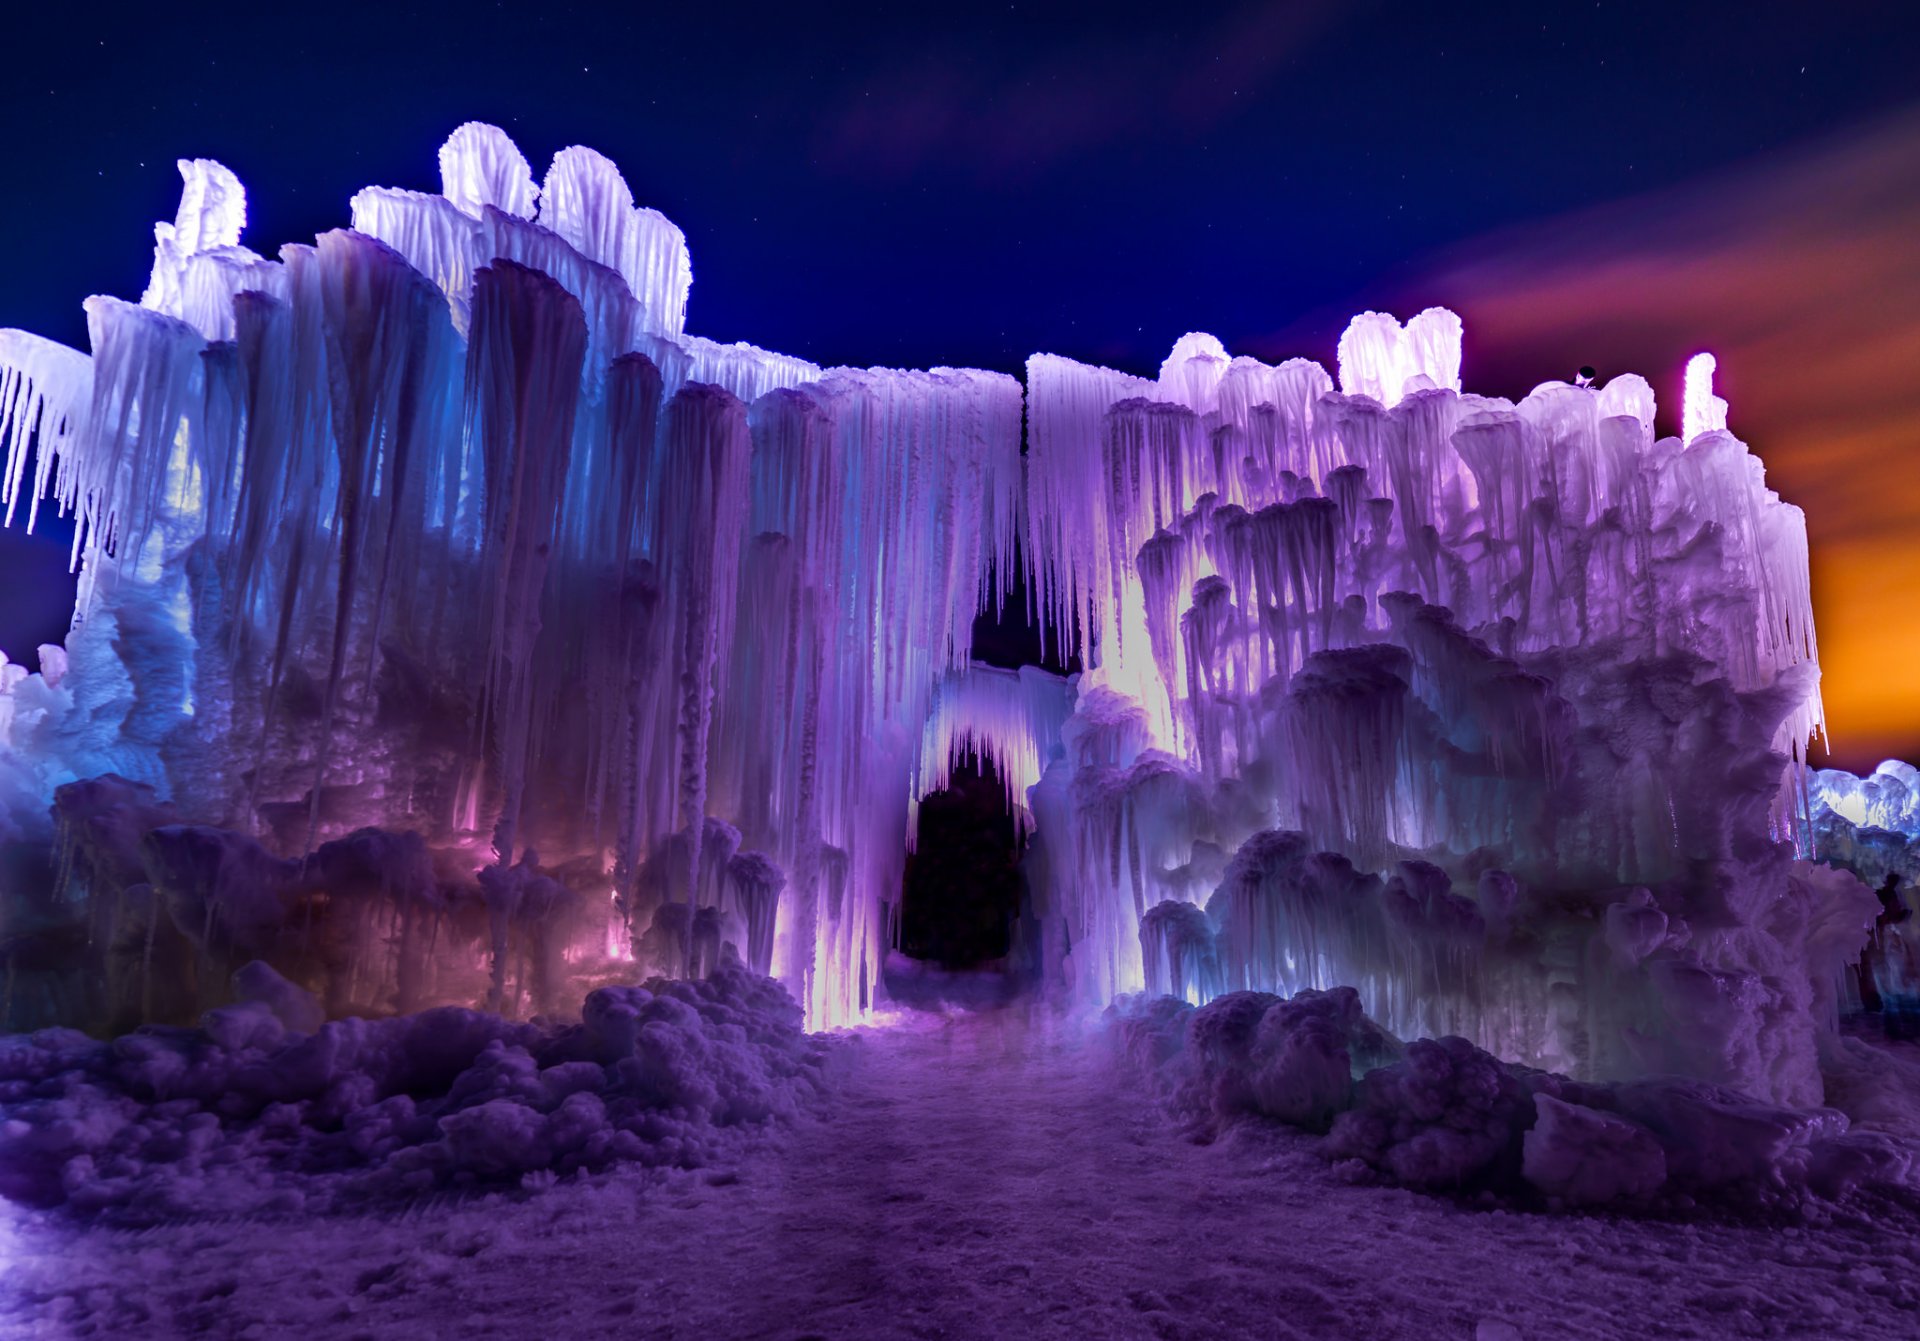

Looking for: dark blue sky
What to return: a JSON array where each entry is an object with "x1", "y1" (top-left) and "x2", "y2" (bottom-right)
[
  {"x1": 4, "y1": 2, "x2": 1911, "y2": 370},
  {"x1": 4, "y1": 1, "x2": 1919, "y2": 762}
]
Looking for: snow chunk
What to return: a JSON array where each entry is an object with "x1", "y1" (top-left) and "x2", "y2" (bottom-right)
[
  {"x1": 1522, "y1": 1094, "x2": 1666, "y2": 1205},
  {"x1": 1109, "y1": 986, "x2": 1400, "y2": 1131},
  {"x1": 1325, "y1": 1035, "x2": 1534, "y2": 1189}
]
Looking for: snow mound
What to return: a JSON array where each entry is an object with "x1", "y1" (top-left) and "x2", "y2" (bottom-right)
[
  {"x1": 0, "y1": 960, "x2": 836, "y2": 1223},
  {"x1": 1111, "y1": 992, "x2": 1914, "y2": 1210},
  {"x1": 1111, "y1": 986, "x2": 1400, "y2": 1131}
]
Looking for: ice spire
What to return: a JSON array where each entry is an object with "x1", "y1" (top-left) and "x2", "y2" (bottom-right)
[
  {"x1": 1682, "y1": 350, "x2": 1728, "y2": 442},
  {"x1": 439, "y1": 121, "x2": 538, "y2": 221},
  {"x1": 538, "y1": 146, "x2": 691, "y2": 339}
]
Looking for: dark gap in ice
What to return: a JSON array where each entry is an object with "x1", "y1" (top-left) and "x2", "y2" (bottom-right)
[{"x1": 898, "y1": 755, "x2": 1026, "y2": 972}]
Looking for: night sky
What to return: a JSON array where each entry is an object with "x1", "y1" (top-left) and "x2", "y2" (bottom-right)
[{"x1": 3, "y1": 2, "x2": 1917, "y2": 768}]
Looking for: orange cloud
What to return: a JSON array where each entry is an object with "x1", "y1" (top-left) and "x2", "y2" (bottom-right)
[{"x1": 1412, "y1": 109, "x2": 1920, "y2": 772}]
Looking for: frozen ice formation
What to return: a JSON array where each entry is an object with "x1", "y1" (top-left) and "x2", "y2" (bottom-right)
[
  {"x1": 0, "y1": 122, "x2": 1886, "y2": 1126},
  {"x1": 1808, "y1": 760, "x2": 1920, "y2": 1017},
  {"x1": 0, "y1": 126, "x2": 1021, "y2": 1036},
  {"x1": 1020, "y1": 303, "x2": 1868, "y2": 1108}
]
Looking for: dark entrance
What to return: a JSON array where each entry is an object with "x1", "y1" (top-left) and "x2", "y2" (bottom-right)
[{"x1": 897, "y1": 756, "x2": 1026, "y2": 971}]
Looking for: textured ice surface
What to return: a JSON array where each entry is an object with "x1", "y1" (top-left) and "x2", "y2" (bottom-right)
[
  {"x1": 1809, "y1": 759, "x2": 1920, "y2": 1015},
  {"x1": 0, "y1": 125, "x2": 1023, "y2": 1035},
  {"x1": 1017, "y1": 301, "x2": 1866, "y2": 1108},
  {"x1": 0, "y1": 121, "x2": 1887, "y2": 1131}
]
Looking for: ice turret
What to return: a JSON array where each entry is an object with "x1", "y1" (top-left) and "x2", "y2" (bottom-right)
[{"x1": 438, "y1": 120, "x2": 538, "y2": 221}]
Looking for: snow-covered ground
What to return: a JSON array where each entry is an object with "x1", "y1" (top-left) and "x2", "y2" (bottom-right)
[{"x1": 5, "y1": 1010, "x2": 1917, "y2": 1340}]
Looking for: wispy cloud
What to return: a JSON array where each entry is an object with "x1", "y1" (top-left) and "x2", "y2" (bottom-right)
[{"x1": 813, "y1": 2, "x2": 1355, "y2": 182}]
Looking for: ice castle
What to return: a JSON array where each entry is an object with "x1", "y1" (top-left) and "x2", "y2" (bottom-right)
[{"x1": 0, "y1": 124, "x2": 1882, "y2": 1108}]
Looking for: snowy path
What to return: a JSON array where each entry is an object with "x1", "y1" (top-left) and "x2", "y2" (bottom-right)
[{"x1": 5, "y1": 1011, "x2": 1918, "y2": 1340}]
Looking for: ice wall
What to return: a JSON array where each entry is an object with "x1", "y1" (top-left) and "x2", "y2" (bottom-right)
[
  {"x1": 1021, "y1": 312, "x2": 1863, "y2": 1106},
  {"x1": 0, "y1": 127, "x2": 1019, "y2": 1032}
]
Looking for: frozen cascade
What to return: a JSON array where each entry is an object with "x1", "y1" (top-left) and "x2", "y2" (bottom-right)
[{"x1": 0, "y1": 121, "x2": 1887, "y2": 1119}]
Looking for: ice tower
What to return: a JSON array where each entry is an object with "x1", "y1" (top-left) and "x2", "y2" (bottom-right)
[{"x1": 0, "y1": 125, "x2": 1021, "y2": 1032}]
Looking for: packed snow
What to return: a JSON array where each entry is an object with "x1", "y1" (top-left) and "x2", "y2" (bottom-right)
[
  {"x1": 1108, "y1": 988, "x2": 1914, "y2": 1208},
  {"x1": 5, "y1": 1012, "x2": 1919, "y2": 1340}
]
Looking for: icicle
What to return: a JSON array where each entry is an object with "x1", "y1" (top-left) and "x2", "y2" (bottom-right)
[
  {"x1": 913, "y1": 664, "x2": 1072, "y2": 836},
  {"x1": 0, "y1": 330, "x2": 92, "y2": 533},
  {"x1": 470, "y1": 259, "x2": 589, "y2": 864},
  {"x1": 655, "y1": 382, "x2": 751, "y2": 972}
]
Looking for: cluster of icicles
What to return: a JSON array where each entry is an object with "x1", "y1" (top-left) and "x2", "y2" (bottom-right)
[{"x1": 0, "y1": 124, "x2": 1871, "y2": 1107}]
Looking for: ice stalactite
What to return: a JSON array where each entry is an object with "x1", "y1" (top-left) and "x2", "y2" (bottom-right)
[
  {"x1": 655, "y1": 383, "x2": 750, "y2": 977},
  {"x1": 724, "y1": 851, "x2": 786, "y2": 977},
  {"x1": 0, "y1": 330, "x2": 92, "y2": 534},
  {"x1": 912, "y1": 664, "x2": 1072, "y2": 838}
]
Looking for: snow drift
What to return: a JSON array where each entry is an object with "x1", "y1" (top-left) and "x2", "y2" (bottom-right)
[
  {"x1": 0, "y1": 959, "x2": 835, "y2": 1223},
  {"x1": 1110, "y1": 989, "x2": 1912, "y2": 1209}
]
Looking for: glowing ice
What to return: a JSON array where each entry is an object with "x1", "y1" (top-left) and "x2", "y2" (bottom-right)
[
  {"x1": 0, "y1": 125, "x2": 1019, "y2": 1033},
  {"x1": 1020, "y1": 306, "x2": 1855, "y2": 1106}
]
